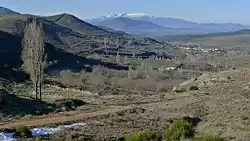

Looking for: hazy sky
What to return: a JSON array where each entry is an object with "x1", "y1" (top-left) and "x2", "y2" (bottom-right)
[{"x1": 1, "y1": 0, "x2": 250, "y2": 24}]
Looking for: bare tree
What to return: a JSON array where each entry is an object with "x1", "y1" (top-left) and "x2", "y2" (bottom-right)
[
  {"x1": 22, "y1": 19, "x2": 46, "y2": 101},
  {"x1": 124, "y1": 55, "x2": 128, "y2": 64},
  {"x1": 116, "y1": 52, "x2": 121, "y2": 64},
  {"x1": 14, "y1": 20, "x2": 26, "y2": 34},
  {"x1": 89, "y1": 32, "x2": 95, "y2": 53},
  {"x1": 103, "y1": 37, "x2": 108, "y2": 54},
  {"x1": 115, "y1": 39, "x2": 120, "y2": 48},
  {"x1": 132, "y1": 52, "x2": 136, "y2": 58}
]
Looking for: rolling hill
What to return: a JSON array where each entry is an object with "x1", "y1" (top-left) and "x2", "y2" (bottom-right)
[
  {"x1": 0, "y1": 14, "x2": 161, "y2": 52},
  {"x1": 0, "y1": 29, "x2": 131, "y2": 81},
  {"x1": 0, "y1": 14, "x2": 93, "y2": 51},
  {"x1": 45, "y1": 13, "x2": 117, "y2": 36},
  {"x1": 0, "y1": 12, "x2": 163, "y2": 79},
  {"x1": 98, "y1": 25, "x2": 128, "y2": 35}
]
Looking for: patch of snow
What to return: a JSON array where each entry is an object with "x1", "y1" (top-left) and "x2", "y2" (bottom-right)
[
  {"x1": 0, "y1": 122, "x2": 86, "y2": 140},
  {"x1": 102, "y1": 12, "x2": 150, "y2": 19},
  {"x1": 0, "y1": 132, "x2": 15, "y2": 141},
  {"x1": 105, "y1": 12, "x2": 126, "y2": 18},
  {"x1": 165, "y1": 67, "x2": 176, "y2": 70},
  {"x1": 125, "y1": 13, "x2": 149, "y2": 17},
  {"x1": 31, "y1": 122, "x2": 86, "y2": 137},
  {"x1": 31, "y1": 127, "x2": 61, "y2": 137}
]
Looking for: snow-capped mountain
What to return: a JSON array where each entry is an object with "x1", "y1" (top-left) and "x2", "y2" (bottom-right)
[
  {"x1": 96, "y1": 17, "x2": 166, "y2": 35},
  {"x1": 105, "y1": 12, "x2": 126, "y2": 19},
  {"x1": 87, "y1": 12, "x2": 248, "y2": 37},
  {"x1": 104, "y1": 12, "x2": 150, "y2": 19},
  {"x1": 125, "y1": 13, "x2": 150, "y2": 18},
  {"x1": 87, "y1": 12, "x2": 151, "y2": 23}
]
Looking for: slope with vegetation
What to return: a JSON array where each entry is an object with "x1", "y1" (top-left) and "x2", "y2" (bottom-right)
[
  {"x1": 45, "y1": 13, "x2": 119, "y2": 36},
  {"x1": 0, "y1": 14, "x2": 160, "y2": 51},
  {"x1": 0, "y1": 13, "x2": 164, "y2": 80}
]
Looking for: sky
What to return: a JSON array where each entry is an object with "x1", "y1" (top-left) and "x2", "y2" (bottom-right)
[{"x1": 1, "y1": 0, "x2": 250, "y2": 24}]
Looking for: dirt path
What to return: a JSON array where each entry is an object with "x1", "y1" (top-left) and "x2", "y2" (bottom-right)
[{"x1": 0, "y1": 106, "x2": 132, "y2": 129}]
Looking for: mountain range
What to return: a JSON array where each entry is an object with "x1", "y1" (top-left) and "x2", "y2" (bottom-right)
[
  {"x1": 0, "y1": 6, "x2": 162, "y2": 79},
  {"x1": 1, "y1": 6, "x2": 250, "y2": 80},
  {"x1": 1, "y1": 6, "x2": 249, "y2": 37},
  {"x1": 87, "y1": 12, "x2": 249, "y2": 37},
  {"x1": 0, "y1": 7, "x2": 160, "y2": 50}
]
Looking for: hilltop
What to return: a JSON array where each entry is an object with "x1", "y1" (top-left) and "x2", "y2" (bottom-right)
[{"x1": 45, "y1": 13, "x2": 116, "y2": 36}]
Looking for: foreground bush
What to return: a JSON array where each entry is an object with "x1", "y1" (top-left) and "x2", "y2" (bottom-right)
[
  {"x1": 165, "y1": 120, "x2": 195, "y2": 141},
  {"x1": 174, "y1": 88, "x2": 186, "y2": 93},
  {"x1": 15, "y1": 125, "x2": 32, "y2": 138},
  {"x1": 125, "y1": 130, "x2": 162, "y2": 141},
  {"x1": 189, "y1": 86, "x2": 199, "y2": 90},
  {"x1": 193, "y1": 133, "x2": 226, "y2": 141}
]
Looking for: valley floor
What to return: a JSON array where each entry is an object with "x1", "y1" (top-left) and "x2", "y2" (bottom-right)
[{"x1": 1, "y1": 69, "x2": 250, "y2": 141}]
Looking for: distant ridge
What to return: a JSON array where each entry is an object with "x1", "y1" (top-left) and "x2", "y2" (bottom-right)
[
  {"x1": 95, "y1": 17, "x2": 166, "y2": 35},
  {"x1": 88, "y1": 12, "x2": 249, "y2": 36},
  {"x1": 0, "y1": 6, "x2": 19, "y2": 14},
  {"x1": 0, "y1": 13, "x2": 161, "y2": 53},
  {"x1": 45, "y1": 13, "x2": 114, "y2": 36}
]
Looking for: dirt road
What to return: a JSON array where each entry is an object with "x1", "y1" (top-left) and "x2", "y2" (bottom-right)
[{"x1": 0, "y1": 106, "x2": 132, "y2": 129}]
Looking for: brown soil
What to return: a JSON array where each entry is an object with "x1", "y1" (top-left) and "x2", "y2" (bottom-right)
[{"x1": 0, "y1": 106, "x2": 132, "y2": 129}]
